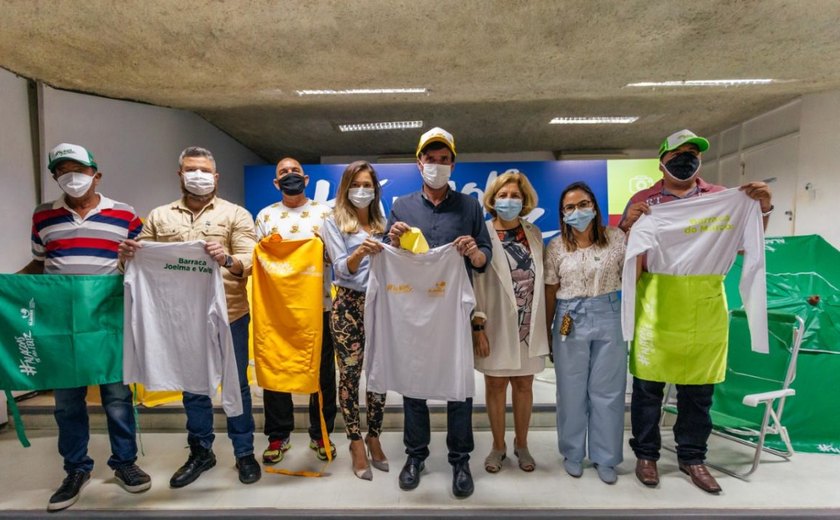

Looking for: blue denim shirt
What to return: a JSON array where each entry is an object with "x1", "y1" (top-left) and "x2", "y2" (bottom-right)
[
  {"x1": 321, "y1": 215, "x2": 380, "y2": 292},
  {"x1": 385, "y1": 189, "x2": 492, "y2": 275}
]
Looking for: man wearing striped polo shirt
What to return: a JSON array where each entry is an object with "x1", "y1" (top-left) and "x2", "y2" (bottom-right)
[{"x1": 19, "y1": 143, "x2": 151, "y2": 511}]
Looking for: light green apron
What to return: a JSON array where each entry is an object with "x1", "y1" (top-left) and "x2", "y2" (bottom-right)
[{"x1": 630, "y1": 272, "x2": 728, "y2": 385}]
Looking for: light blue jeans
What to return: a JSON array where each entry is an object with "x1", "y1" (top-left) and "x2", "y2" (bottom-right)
[{"x1": 553, "y1": 291, "x2": 627, "y2": 467}]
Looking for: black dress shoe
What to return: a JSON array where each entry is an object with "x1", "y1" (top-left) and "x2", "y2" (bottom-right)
[
  {"x1": 398, "y1": 457, "x2": 425, "y2": 490},
  {"x1": 452, "y1": 462, "x2": 474, "y2": 498},
  {"x1": 170, "y1": 445, "x2": 216, "y2": 488},
  {"x1": 236, "y1": 454, "x2": 262, "y2": 484}
]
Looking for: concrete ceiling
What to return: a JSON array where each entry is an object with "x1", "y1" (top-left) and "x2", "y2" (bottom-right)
[{"x1": 2, "y1": 0, "x2": 840, "y2": 163}]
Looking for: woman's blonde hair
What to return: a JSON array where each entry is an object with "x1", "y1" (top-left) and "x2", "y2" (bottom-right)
[
  {"x1": 483, "y1": 170, "x2": 538, "y2": 218},
  {"x1": 333, "y1": 161, "x2": 386, "y2": 234}
]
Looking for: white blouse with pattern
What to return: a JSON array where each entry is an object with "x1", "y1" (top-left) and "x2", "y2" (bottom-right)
[{"x1": 544, "y1": 227, "x2": 625, "y2": 300}]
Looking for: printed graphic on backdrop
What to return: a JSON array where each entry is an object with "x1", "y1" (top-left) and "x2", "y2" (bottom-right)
[
  {"x1": 606, "y1": 159, "x2": 661, "y2": 226},
  {"x1": 245, "y1": 160, "x2": 659, "y2": 242}
]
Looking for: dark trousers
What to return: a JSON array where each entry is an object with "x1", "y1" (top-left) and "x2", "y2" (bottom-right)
[
  {"x1": 183, "y1": 314, "x2": 254, "y2": 458},
  {"x1": 54, "y1": 382, "x2": 137, "y2": 474},
  {"x1": 403, "y1": 396, "x2": 474, "y2": 466},
  {"x1": 264, "y1": 312, "x2": 337, "y2": 441},
  {"x1": 629, "y1": 376, "x2": 714, "y2": 465}
]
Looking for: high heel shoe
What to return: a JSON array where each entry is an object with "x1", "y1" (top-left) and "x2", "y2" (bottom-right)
[
  {"x1": 365, "y1": 435, "x2": 390, "y2": 472},
  {"x1": 349, "y1": 440, "x2": 372, "y2": 481}
]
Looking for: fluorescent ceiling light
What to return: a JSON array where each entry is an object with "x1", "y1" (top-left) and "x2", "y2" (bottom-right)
[
  {"x1": 626, "y1": 79, "x2": 778, "y2": 87},
  {"x1": 296, "y1": 88, "x2": 427, "y2": 96},
  {"x1": 338, "y1": 120, "x2": 424, "y2": 132},
  {"x1": 549, "y1": 116, "x2": 639, "y2": 125}
]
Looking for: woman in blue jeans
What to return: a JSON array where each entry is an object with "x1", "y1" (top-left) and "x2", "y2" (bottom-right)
[{"x1": 544, "y1": 181, "x2": 627, "y2": 484}]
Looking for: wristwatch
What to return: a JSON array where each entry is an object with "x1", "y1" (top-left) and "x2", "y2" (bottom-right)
[
  {"x1": 761, "y1": 205, "x2": 774, "y2": 217},
  {"x1": 223, "y1": 255, "x2": 234, "y2": 269},
  {"x1": 472, "y1": 323, "x2": 485, "y2": 332}
]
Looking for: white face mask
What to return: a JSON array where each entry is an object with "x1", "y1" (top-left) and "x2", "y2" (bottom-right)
[
  {"x1": 421, "y1": 163, "x2": 451, "y2": 190},
  {"x1": 348, "y1": 187, "x2": 376, "y2": 208},
  {"x1": 182, "y1": 170, "x2": 216, "y2": 196},
  {"x1": 57, "y1": 172, "x2": 95, "y2": 198}
]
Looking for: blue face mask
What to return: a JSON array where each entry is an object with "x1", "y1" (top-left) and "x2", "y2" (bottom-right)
[
  {"x1": 495, "y1": 198, "x2": 523, "y2": 221},
  {"x1": 564, "y1": 208, "x2": 597, "y2": 231}
]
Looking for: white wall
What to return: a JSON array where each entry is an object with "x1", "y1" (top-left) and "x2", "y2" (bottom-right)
[
  {"x1": 795, "y1": 91, "x2": 840, "y2": 248},
  {"x1": 40, "y1": 85, "x2": 266, "y2": 217},
  {"x1": 703, "y1": 92, "x2": 840, "y2": 249},
  {"x1": 0, "y1": 80, "x2": 266, "y2": 274},
  {"x1": 0, "y1": 69, "x2": 38, "y2": 272},
  {"x1": 703, "y1": 99, "x2": 803, "y2": 240}
]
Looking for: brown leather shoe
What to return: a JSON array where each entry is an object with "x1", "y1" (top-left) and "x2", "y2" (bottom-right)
[
  {"x1": 635, "y1": 459, "x2": 659, "y2": 487},
  {"x1": 678, "y1": 462, "x2": 722, "y2": 494}
]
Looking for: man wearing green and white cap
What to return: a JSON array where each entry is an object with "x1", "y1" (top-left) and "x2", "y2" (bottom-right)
[
  {"x1": 19, "y1": 143, "x2": 150, "y2": 511},
  {"x1": 618, "y1": 129, "x2": 772, "y2": 494}
]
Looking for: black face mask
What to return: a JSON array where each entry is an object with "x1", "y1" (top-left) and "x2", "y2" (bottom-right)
[
  {"x1": 278, "y1": 174, "x2": 305, "y2": 195},
  {"x1": 663, "y1": 152, "x2": 701, "y2": 181}
]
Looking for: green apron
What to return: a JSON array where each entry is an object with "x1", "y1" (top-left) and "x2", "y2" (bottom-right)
[
  {"x1": 0, "y1": 274, "x2": 125, "y2": 445},
  {"x1": 630, "y1": 272, "x2": 728, "y2": 385}
]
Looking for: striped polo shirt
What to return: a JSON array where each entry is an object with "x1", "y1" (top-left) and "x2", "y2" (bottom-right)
[{"x1": 31, "y1": 194, "x2": 143, "y2": 275}]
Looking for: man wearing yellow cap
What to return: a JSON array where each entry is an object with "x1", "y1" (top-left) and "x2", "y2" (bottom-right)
[
  {"x1": 619, "y1": 129, "x2": 773, "y2": 494},
  {"x1": 386, "y1": 127, "x2": 492, "y2": 499}
]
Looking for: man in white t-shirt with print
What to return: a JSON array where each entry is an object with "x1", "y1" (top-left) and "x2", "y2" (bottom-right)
[{"x1": 255, "y1": 157, "x2": 337, "y2": 464}]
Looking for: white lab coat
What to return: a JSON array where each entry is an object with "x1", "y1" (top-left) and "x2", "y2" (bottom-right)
[
  {"x1": 123, "y1": 241, "x2": 243, "y2": 417},
  {"x1": 473, "y1": 219, "x2": 549, "y2": 372},
  {"x1": 364, "y1": 243, "x2": 475, "y2": 401},
  {"x1": 621, "y1": 188, "x2": 768, "y2": 354}
]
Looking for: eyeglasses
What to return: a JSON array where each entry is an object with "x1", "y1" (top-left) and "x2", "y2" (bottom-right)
[{"x1": 562, "y1": 199, "x2": 593, "y2": 215}]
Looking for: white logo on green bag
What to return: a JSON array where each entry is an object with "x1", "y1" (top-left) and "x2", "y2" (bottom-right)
[
  {"x1": 16, "y1": 331, "x2": 40, "y2": 377},
  {"x1": 19, "y1": 298, "x2": 35, "y2": 326},
  {"x1": 16, "y1": 298, "x2": 40, "y2": 377}
]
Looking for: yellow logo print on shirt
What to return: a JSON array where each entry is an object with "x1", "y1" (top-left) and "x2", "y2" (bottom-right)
[
  {"x1": 386, "y1": 283, "x2": 413, "y2": 294},
  {"x1": 684, "y1": 215, "x2": 733, "y2": 234},
  {"x1": 427, "y1": 281, "x2": 446, "y2": 297}
]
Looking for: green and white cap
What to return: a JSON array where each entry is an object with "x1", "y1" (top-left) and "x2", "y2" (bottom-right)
[
  {"x1": 658, "y1": 129, "x2": 709, "y2": 157},
  {"x1": 48, "y1": 143, "x2": 98, "y2": 173}
]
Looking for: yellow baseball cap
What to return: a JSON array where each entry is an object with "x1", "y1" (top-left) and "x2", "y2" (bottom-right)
[{"x1": 416, "y1": 127, "x2": 456, "y2": 158}]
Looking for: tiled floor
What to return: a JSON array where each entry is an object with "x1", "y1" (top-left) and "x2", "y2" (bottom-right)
[{"x1": 1, "y1": 428, "x2": 839, "y2": 515}]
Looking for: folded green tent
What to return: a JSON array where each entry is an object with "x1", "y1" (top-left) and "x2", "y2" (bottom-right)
[{"x1": 724, "y1": 235, "x2": 840, "y2": 454}]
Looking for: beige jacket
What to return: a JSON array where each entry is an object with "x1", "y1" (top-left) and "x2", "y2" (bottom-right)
[
  {"x1": 473, "y1": 218, "x2": 549, "y2": 372},
  {"x1": 137, "y1": 197, "x2": 256, "y2": 322}
]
